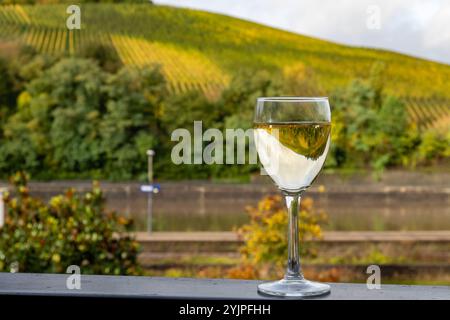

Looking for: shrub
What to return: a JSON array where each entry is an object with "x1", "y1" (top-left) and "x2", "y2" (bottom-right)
[
  {"x1": 228, "y1": 195, "x2": 327, "y2": 279},
  {"x1": 413, "y1": 129, "x2": 450, "y2": 165},
  {"x1": 0, "y1": 172, "x2": 141, "y2": 275}
]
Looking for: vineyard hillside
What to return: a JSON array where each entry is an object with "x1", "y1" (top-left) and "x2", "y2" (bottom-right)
[{"x1": 0, "y1": 3, "x2": 449, "y2": 130}]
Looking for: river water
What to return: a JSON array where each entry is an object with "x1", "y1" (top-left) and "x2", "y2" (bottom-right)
[{"x1": 6, "y1": 175, "x2": 448, "y2": 232}]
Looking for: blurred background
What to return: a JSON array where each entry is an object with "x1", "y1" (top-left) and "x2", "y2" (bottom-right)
[{"x1": 0, "y1": 0, "x2": 449, "y2": 285}]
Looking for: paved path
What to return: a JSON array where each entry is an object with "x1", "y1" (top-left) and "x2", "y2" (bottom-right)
[{"x1": 135, "y1": 230, "x2": 450, "y2": 243}]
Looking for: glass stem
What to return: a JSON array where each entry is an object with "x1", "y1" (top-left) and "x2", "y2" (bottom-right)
[{"x1": 284, "y1": 194, "x2": 304, "y2": 280}]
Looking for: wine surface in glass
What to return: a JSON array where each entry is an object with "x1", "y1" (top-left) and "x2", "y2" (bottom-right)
[{"x1": 254, "y1": 122, "x2": 330, "y2": 193}]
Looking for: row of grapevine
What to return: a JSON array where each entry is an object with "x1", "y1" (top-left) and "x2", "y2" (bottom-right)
[
  {"x1": 111, "y1": 35, "x2": 229, "y2": 98},
  {"x1": 0, "y1": 5, "x2": 30, "y2": 25},
  {"x1": 20, "y1": 26, "x2": 81, "y2": 55},
  {"x1": 0, "y1": 5, "x2": 30, "y2": 41},
  {"x1": 404, "y1": 97, "x2": 450, "y2": 131}
]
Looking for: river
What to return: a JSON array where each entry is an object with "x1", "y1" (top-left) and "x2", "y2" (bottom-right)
[{"x1": 2, "y1": 171, "x2": 448, "y2": 232}]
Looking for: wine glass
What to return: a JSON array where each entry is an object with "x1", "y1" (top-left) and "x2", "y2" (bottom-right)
[{"x1": 253, "y1": 97, "x2": 331, "y2": 297}]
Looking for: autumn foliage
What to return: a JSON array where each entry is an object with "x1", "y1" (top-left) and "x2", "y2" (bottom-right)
[
  {"x1": 228, "y1": 195, "x2": 327, "y2": 279},
  {"x1": 0, "y1": 172, "x2": 141, "y2": 275}
]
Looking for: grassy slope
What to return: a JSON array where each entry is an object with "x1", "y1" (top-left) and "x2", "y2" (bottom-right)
[{"x1": 1, "y1": 3, "x2": 449, "y2": 128}]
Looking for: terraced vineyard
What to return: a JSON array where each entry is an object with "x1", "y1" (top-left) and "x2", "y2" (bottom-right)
[
  {"x1": 111, "y1": 35, "x2": 229, "y2": 98},
  {"x1": 1, "y1": 3, "x2": 449, "y2": 130}
]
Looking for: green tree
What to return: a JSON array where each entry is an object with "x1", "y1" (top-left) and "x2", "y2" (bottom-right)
[
  {"x1": 100, "y1": 66, "x2": 165, "y2": 179},
  {"x1": 0, "y1": 58, "x2": 166, "y2": 179},
  {"x1": 0, "y1": 58, "x2": 105, "y2": 177},
  {"x1": 329, "y1": 63, "x2": 416, "y2": 171},
  {"x1": 80, "y1": 42, "x2": 123, "y2": 73},
  {"x1": 218, "y1": 69, "x2": 282, "y2": 125},
  {"x1": 0, "y1": 42, "x2": 38, "y2": 123}
]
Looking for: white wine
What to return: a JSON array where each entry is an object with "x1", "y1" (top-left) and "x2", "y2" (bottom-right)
[{"x1": 254, "y1": 122, "x2": 330, "y2": 193}]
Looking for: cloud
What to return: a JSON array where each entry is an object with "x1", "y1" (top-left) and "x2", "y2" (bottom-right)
[
  {"x1": 154, "y1": 0, "x2": 450, "y2": 65},
  {"x1": 423, "y1": 3, "x2": 450, "y2": 63}
]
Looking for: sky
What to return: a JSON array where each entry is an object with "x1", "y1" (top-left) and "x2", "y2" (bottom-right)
[{"x1": 154, "y1": 0, "x2": 450, "y2": 65}]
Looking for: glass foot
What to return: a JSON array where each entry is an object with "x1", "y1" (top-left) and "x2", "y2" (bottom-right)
[{"x1": 258, "y1": 278, "x2": 330, "y2": 298}]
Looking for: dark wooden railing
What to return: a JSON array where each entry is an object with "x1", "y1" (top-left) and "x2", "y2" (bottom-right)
[{"x1": 0, "y1": 273, "x2": 448, "y2": 300}]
